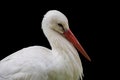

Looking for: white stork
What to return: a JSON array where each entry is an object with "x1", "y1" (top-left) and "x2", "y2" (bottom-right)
[{"x1": 0, "y1": 10, "x2": 91, "y2": 80}]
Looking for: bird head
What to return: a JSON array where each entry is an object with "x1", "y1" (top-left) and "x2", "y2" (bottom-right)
[{"x1": 42, "y1": 10, "x2": 91, "y2": 61}]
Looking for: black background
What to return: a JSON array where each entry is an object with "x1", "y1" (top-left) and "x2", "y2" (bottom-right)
[{"x1": 0, "y1": 2, "x2": 116, "y2": 80}]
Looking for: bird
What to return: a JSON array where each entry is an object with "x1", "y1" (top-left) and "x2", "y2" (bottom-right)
[{"x1": 0, "y1": 10, "x2": 91, "y2": 80}]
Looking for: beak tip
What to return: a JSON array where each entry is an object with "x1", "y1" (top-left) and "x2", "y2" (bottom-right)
[
  {"x1": 85, "y1": 53, "x2": 91, "y2": 62},
  {"x1": 88, "y1": 57, "x2": 91, "y2": 62},
  {"x1": 83, "y1": 53, "x2": 91, "y2": 62}
]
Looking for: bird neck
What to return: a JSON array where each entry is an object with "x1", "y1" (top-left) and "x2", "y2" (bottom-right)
[
  {"x1": 43, "y1": 28, "x2": 83, "y2": 79},
  {"x1": 43, "y1": 28, "x2": 71, "y2": 51},
  {"x1": 43, "y1": 27, "x2": 80, "y2": 59}
]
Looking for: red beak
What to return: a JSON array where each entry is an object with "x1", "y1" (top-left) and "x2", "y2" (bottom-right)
[{"x1": 64, "y1": 29, "x2": 91, "y2": 61}]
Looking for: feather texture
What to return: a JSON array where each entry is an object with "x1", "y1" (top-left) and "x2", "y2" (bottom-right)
[{"x1": 0, "y1": 10, "x2": 84, "y2": 80}]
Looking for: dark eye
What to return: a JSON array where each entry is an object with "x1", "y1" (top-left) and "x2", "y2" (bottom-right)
[
  {"x1": 58, "y1": 23, "x2": 63, "y2": 27},
  {"x1": 57, "y1": 23, "x2": 65, "y2": 31}
]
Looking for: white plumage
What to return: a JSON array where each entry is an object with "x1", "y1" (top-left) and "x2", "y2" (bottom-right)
[{"x1": 0, "y1": 10, "x2": 90, "y2": 80}]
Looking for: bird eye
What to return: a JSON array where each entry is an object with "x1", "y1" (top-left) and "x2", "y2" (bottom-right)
[
  {"x1": 58, "y1": 23, "x2": 63, "y2": 27},
  {"x1": 57, "y1": 23, "x2": 65, "y2": 31}
]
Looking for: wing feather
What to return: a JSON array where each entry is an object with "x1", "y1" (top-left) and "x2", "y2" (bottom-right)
[{"x1": 0, "y1": 46, "x2": 51, "y2": 80}]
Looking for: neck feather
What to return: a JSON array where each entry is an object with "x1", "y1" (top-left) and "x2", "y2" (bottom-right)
[{"x1": 42, "y1": 27, "x2": 83, "y2": 78}]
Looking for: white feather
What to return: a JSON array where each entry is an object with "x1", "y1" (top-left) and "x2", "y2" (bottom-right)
[{"x1": 0, "y1": 10, "x2": 83, "y2": 80}]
